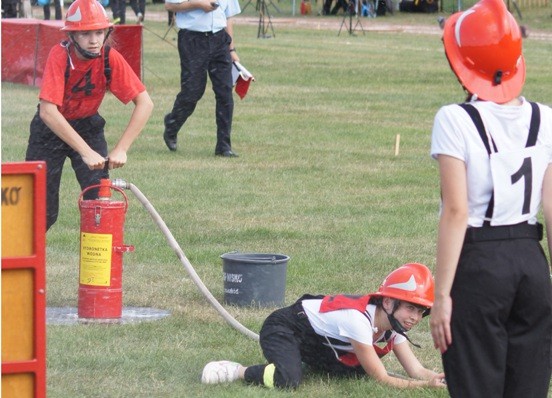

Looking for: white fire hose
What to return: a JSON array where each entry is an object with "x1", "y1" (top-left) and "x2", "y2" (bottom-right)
[{"x1": 111, "y1": 179, "x2": 260, "y2": 341}]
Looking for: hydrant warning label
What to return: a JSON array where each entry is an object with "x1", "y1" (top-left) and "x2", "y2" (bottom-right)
[{"x1": 80, "y1": 232, "x2": 112, "y2": 286}]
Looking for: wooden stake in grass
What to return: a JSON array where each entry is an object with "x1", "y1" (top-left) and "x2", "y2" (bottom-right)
[{"x1": 394, "y1": 134, "x2": 401, "y2": 156}]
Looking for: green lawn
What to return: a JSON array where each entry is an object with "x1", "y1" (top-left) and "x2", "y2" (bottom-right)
[{"x1": 2, "y1": 8, "x2": 551, "y2": 397}]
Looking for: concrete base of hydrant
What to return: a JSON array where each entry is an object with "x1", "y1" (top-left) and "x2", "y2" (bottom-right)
[{"x1": 46, "y1": 307, "x2": 171, "y2": 325}]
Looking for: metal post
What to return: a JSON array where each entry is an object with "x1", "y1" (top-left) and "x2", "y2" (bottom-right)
[{"x1": 20, "y1": 0, "x2": 32, "y2": 17}]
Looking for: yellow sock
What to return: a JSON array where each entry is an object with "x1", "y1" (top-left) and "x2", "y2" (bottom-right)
[{"x1": 262, "y1": 364, "x2": 276, "y2": 388}]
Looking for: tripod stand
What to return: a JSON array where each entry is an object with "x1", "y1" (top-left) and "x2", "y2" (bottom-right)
[
  {"x1": 163, "y1": 11, "x2": 178, "y2": 40},
  {"x1": 338, "y1": 0, "x2": 365, "y2": 36},
  {"x1": 243, "y1": 0, "x2": 282, "y2": 13},
  {"x1": 257, "y1": 0, "x2": 275, "y2": 38}
]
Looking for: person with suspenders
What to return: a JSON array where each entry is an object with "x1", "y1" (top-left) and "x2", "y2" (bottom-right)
[
  {"x1": 25, "y1": 0, "x2": 153, "y2": 231},
  {"x1": 201, "y1": 263, "x2": 446, "y2": 390},
  {"x1": 429, "y1": 0, "x2": 552, "y2": 396}
]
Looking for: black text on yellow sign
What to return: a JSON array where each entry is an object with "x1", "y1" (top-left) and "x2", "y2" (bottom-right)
[{"x1": 80, "y1": 232, "x2": 113, "y2": 286}]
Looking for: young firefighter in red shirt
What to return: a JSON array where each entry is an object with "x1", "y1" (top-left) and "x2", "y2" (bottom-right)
[
  {"x1": 202, "y1": 263, "x2": 447, "y2": 390},
  {"x1": 25, "y1": 0, "x2": 153, "y2": 231}
]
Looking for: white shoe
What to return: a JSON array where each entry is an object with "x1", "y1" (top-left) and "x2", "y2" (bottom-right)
[{"x1": 201, "y1": 361, "x2": 241, "y2": 384}]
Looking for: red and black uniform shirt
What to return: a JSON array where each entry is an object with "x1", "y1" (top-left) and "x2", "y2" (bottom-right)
[{"x1": 39, "y1": 42, "x2": 145, "y2": 120}]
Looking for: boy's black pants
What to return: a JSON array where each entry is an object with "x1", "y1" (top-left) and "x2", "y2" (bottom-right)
[{"x1": 26, "y1": 112, "x2": 108, "y2": 230}]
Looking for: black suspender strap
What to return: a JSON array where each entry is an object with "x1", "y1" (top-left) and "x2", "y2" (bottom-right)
[
  {"x1": 65, "y1": 56, "x2": 71, "y2": 83},
  {"x1": 526, "y1": 102, "x2": 540, "y2": 147},
  {"x1": 104, "y1": 45, "x2": 111, "y2": 86},
  {"x1": 459, "y1": 103, "x2": 496, "y2": 225},
  {"x1": 458, "y1": 103, "x2": 497, "y2": 155},
  {"x1": 62, "y1": 40, "x2": 71, "y2": 83}
]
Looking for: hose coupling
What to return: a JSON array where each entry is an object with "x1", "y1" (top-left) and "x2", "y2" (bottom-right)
[{"x1": 111, "y1": 178, "x2": 131, "y2": 190}]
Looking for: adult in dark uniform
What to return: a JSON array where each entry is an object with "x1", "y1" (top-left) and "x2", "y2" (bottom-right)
[
  {"x1": 201, "y1": 263, "x2": 447, "y2": 390},
  {"x1": 1, "y1": 0, "x2": 18, "y2": 18},
  {"x1": 43, "y1": 0, "x2": 62, "y2": 20},
  {"x1": 163, "y1": 0, "x2": 240, "y2": 157},
  {"x1": 129, "y1": 0, "x2": 145, "y2": 23},
  {"x1": 429, "y1": 0, "x2": 552, "y2": 396}
]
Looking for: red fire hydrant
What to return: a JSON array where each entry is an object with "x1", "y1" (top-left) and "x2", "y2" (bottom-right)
[{"x1": 77, "y1": 179, "x2": 134, "y2": 320}]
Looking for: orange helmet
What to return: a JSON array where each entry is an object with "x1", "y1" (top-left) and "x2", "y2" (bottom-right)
[
  {"x1": 442, "y1": 0, "x2": 525, "y2": 104},
  {"x1": 62, "y1": 0, "x2": 112, "y2": 31},
  {"x1": 372, "y1": 263, "x2": 434, "y2": 308}
]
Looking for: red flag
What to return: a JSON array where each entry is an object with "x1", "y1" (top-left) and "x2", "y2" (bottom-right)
[
  {"x1": 232, "y1": 61, "x2": 254, "y2": 100},
  {"x1": 235, "y1": 75, "x2": 252, "y2": 99}
]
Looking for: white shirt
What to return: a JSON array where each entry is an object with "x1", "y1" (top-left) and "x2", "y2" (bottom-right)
[
  {"x1": 166, "y1": 0, "x2": 241, "y2": 32},
  {"x1": 431, "y1": 98, "x2": 552, "y2": 227},
  {"x1": 301, "y1": 300, "x2": 406, "y2": 351}
]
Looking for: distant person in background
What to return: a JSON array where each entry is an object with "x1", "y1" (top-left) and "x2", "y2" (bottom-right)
[
  {"x1": 1, "y1": 0, "x2": 19, "y2": 18},
  {"x1": 110, "y1": 0, "x2": 125, "y2": 23},
  {"x1": 321, "y1": 0, "x2": 349, "y2": 15},
  {"x1": 322, "y1": 0, "x2": 332, "y2": 14},
  {"x1": 43, "y1": 0, "x2": 62, "y2": 20},
  {"x1": 330, "y1": 0, "x2": 348, "y2": 14},
  {"x1": 129, "y1": 0, "x2": 145, "y2": 22}
]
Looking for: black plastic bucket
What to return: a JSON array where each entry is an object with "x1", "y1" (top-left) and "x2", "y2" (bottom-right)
[{"x1": 221, "y1": 252, "x2": 289, "y2": 307}]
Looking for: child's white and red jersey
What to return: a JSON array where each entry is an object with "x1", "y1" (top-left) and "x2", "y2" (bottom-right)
[{"x1": 301, "y1": 295, "x2": 406, "y2": 366}]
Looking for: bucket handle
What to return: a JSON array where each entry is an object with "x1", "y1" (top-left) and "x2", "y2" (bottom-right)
[
  {"x1": 225, "y1": 251, "x2": 282, "y2": 263},
  {"x1": 78, "y1": 183, "x2": 129, "y2": 213}
]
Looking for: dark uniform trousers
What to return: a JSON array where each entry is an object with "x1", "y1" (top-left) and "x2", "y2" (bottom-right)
[
  {"x1": 165, "y1": 28, "x2": 234, "y2": 154},
  {"x1": 244, "y1": 295, "x2": 365, "y2": 389},
  {"x1": 444, "y1": 224, "x2": 552, "y2": 398},
  {"x1": 25, "y1": 112, "x2": 109, "y2": 230}
]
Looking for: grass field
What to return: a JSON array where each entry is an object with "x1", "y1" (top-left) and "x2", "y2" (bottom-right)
[{"x1": 2, "y1": 5, "x2": 552, "y2": 397}]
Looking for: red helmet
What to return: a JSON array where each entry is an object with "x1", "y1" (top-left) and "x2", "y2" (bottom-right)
[
  {"x1": 372, "y1": 263, "x2": 434, "y2": 308},
  {"x1": 442, "y1": 0, "x2": 525, "y2": 104},
  {"x1": 62, "y1": 0, "x2": 112, "y2": 31}
]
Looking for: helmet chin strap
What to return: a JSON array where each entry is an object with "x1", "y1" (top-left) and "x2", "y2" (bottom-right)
[
  {"x1": 385, "y1": 300, "x2": 421, "y2": 348},
  {"x1": 69, "y1": 28, "x2": 113, "y2": 60}
]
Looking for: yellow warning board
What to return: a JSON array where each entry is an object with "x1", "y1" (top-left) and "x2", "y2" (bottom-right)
[
  {"x1": 2, "y1": 373, "x2": 34, "y2": 398},
  {"x1": 2, "y1": 269, "x2": 34, "y2": 361},
  {"x1": 2, "y1": 174, "x2": 34, "y2": 257},
  {"x1": 2, "y1": 161, "x2": 47, "y2": 398}
]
